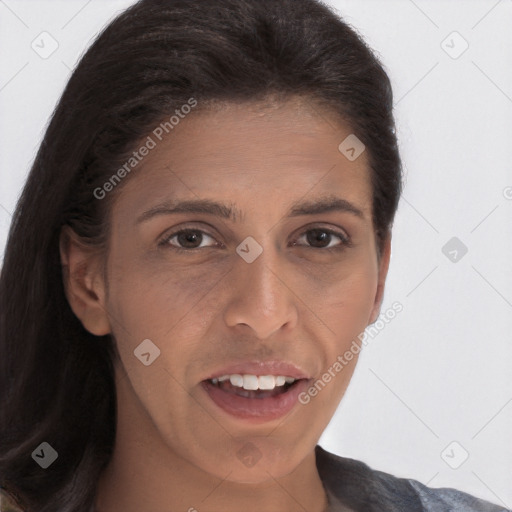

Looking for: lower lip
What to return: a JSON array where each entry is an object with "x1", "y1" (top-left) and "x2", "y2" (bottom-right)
[{"x1": 201, "y1": 379, "x2": 310, "y2": 423}]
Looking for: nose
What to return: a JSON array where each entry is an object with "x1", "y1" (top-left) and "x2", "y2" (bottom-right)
[{"x1": 223, "y1": 245, "x2": 299, "y2": 339}]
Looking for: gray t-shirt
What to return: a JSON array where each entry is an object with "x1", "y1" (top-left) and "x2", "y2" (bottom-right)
[{"x1": 315, "y1": 445, "x2": 510, "y2": 511}]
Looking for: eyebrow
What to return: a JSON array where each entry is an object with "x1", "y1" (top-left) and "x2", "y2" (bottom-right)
[{"x1": 136, "y1": 195, "x2": 365, "y2": 225}]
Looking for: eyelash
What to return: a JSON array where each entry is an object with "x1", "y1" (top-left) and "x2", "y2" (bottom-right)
[{"x1": 158, "y1": 225, "x2": 352, "y2": 253}]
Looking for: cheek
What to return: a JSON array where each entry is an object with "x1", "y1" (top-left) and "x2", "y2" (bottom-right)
[
  {"x1": 314, "y1": 261, "x2": 378, "y2": 370},
  {"x1": 303, "y1": 272, "x2": 375, "y2": 416},
  {"x1": 104, "y1": 257, "x2": 220, "y2": 392},
  {"x1": 331, "y1": 269, "x2": 378, "y2": 319},
  {"x1": 107, "y1": 251, "x2": 217, "y2": 329},
  {"x1": 305, "y1": 253, "x2": 379, "y2": 321}
]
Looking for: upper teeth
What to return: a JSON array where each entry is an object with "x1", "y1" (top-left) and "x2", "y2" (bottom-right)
[{"x1": 211, "y1": 374, "x2": 296, "y2": 390}]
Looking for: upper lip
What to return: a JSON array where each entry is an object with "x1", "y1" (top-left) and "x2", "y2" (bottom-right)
[{"x1": 203, "y1": 360, "x2": 311, "y2": 381}]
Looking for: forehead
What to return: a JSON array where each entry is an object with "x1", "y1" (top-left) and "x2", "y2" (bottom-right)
[{"x1": 112, "y1": 100, "x2": 373, "y2": 220}]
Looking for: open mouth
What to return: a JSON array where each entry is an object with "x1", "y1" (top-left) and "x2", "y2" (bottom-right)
[{"x1": 201, "y1": 374, "x2": 310, "y2": 422}]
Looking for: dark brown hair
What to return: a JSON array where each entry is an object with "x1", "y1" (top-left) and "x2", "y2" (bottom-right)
[{"x1": 0, "y1": 0, "x2": 402, "y2": 510}]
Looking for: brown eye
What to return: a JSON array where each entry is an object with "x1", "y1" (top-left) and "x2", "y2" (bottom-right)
[
  {"x1": 160, "y1": 229, "x2": 217, "y2": 250},
  {"x1": 294, "y1": 228, "x2": 350, "y2": 250}
]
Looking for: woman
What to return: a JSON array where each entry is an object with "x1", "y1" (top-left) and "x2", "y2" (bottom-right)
[{"x1": 0, "y1": 0, "x2": 507, "y2": 511}]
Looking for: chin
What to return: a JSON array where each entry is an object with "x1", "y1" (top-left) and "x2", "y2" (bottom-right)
[{"x1": 198, "y1": 448, "x2": 297, "y2": 484}]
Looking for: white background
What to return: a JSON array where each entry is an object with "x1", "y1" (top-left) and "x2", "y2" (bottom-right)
[{"x1": 1, "y1": 0, "x2": 511, "y2": 506}]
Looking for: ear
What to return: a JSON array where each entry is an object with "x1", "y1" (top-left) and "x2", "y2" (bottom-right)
[
  {"x1": 368, "y1": 233, "x2": 392, "y2": 325},
  {"x1": 59, "y1": 225, "x2": 111, "y2": 336}
]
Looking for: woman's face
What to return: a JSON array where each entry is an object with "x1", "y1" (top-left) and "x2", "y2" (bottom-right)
[{"x1": 87, "y1": 99, "x2": 389, "y2": 483}]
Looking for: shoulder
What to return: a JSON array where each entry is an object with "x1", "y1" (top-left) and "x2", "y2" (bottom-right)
[
  {"x1": 0, "y1": 489, "x2": 24, "y2": 512},
  {"x1": 315, "y1": 445, "x2": 510, "y2": 512},
  {"x1": 407, "y1": 478, "x2": 510, "y2": 512}
]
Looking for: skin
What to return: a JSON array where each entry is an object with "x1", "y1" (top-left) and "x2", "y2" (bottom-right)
[{"x1": 60, "y1": 98, "x2": 391, "y2": 512}]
